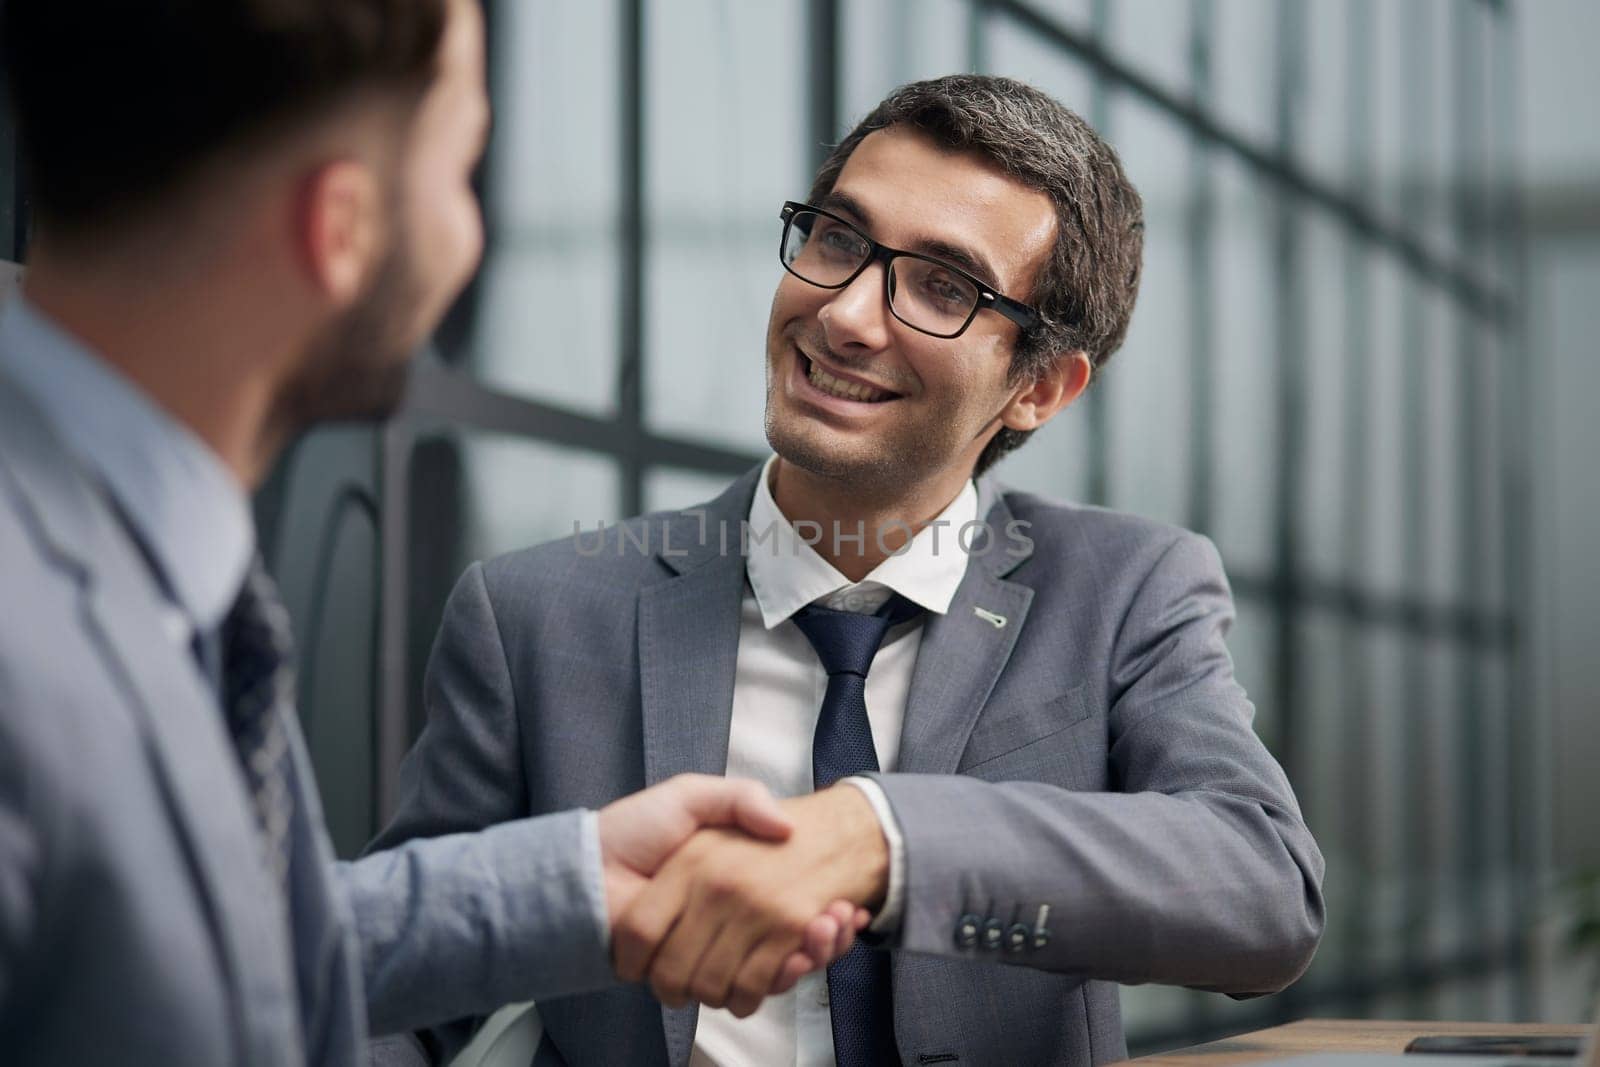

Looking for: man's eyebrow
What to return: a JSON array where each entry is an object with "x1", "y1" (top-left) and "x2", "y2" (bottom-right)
[
  {"x1": 914, "y1": 238, "x2": 1001, "y2": 292},
  {"x1": 818, "y1": 190, "x2": 1003, "y2": 291}
]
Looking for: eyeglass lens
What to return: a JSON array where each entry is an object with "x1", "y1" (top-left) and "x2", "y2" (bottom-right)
[{"x1": 782, "y1": 208, "x2": 980, "y2": 336}]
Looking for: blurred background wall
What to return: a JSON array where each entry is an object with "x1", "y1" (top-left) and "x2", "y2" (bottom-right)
[{"x1": 2, "y1": 0, "x2": 1596, "y2": 1052}]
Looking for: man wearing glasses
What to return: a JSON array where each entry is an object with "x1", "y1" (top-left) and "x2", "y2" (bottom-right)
[{"x1": 373, "y1": 74, "x2": 1324, "y2": 1066}]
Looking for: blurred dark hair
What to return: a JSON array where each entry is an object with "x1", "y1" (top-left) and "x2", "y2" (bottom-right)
[
  {"x1": 0, "y1": 0, "x2": 448, "y2": 242},
  {"x1": 808, "y1": 74, "x2": 1144, "y2": 477}
]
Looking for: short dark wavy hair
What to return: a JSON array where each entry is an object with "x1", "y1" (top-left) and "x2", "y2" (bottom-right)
[
  {"x1": 808, "y1": 74, "x2": 1144, "y2": 477},
  {"x1": 1, "y1": 0, "x2": 448, "y2": 243}
]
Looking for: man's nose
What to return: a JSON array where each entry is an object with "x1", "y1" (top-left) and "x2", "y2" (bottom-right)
[{"x1": 818, "y1": 261, "x2": 892, "y2": 352}]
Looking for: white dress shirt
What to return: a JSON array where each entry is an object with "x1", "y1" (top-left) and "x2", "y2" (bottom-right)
[{"x1": 691, "y1": 456, "x2": 978, "y2": 1067}]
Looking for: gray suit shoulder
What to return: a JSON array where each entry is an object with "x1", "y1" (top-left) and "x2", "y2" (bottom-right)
[{"x1": 993, "y1": 485, "x2": 1225, "y2": 589}]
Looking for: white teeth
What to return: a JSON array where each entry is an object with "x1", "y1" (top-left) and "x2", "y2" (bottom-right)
[{"x1": 806, "y1": 360, "x2": 890, "y2": 403}]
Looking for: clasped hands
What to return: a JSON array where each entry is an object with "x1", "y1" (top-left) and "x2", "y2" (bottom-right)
[{"x1": 597, "y1": 775, "x2": 888, "y2": 1018}]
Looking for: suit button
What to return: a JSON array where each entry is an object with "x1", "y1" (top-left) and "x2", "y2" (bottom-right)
[
  {"x1": 981, "y1": 918, "x2": 1004, "y2": 951},
  {"x1": 1033, "y1": 926, "x2": 1051, "y2": 950},
  {"x1": 955, "y1": 914, "x2": 981, "y2": 949},
  {"x1": 1007, "y1": 924, "x2": 1031, "y2": 953}
]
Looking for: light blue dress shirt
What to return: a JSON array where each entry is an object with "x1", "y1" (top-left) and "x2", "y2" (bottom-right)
[{"x1": 0, "y1": 296, "x2": 253, "y2": 679}]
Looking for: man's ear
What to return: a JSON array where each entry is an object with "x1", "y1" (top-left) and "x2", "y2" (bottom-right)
[
  {"x1": 1000, "y1": 350, "x2": 1093, "y2": 433},
  {"x1": 295, "y1": 160, "x2": 383, "y2": 308}
]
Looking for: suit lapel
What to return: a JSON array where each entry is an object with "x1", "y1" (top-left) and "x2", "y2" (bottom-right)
[
  {"x1": 636, "y1": 471, "x2": 761, "y2": 1067},
  {"x1": 637, "y1": 547, "x2": 747, "y2": 789},
  {"x1": 85, "y1": 560, "x2": 303, "y2": 1064},
  {"x1": 0, "y1": 374, "x2": 300, "y2": 1065},
  {"x1": 897, "y1": 487, "x2": 1035, "y2": 776}
]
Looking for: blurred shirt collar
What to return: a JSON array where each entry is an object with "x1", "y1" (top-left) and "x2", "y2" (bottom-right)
[{"x1": 0, "y1": 296, "x2": 253, "y2": 633}]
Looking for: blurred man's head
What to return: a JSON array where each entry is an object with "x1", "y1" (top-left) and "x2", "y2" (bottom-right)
[
  {"x1": 765, "y1": 74, "x2": 1142, "y2": 500},
  {"x1": 1, "y1": 0, "x2": 489, "y2": 428}
]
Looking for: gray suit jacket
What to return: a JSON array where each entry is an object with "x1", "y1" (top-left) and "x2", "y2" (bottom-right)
[
  {"x1": 0, "y1": 366, "x2": 616, "y2": 1066},
  {"x1": 373, "y1": 467, "x2": 1326, "y2": 1067}
]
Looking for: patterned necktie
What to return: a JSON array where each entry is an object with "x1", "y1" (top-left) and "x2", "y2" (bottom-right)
[
  {"x1": 221, "y1": 555, "x2": 297, "y2": 897},
  {"x1": 791, "y1": 592, "x2": 923, "y2": 1067}
]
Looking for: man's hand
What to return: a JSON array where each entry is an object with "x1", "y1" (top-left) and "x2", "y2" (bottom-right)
[
  {"x1": 612, "y1": 785, "x2": 888, "y2": 1018},
  {"x1": 596, "y1": 775, "x2": 869, "y2": 1010}
]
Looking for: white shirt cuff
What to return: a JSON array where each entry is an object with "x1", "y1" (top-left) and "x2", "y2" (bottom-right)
[
  {"x1": 579, "y1": 808, "x2": 611, "y2": 952},
  {"x1": 840, "y1": 776, "x2": 905, "y2": 934}
]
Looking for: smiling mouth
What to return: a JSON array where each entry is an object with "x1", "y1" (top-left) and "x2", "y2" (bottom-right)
[{"x1": 799, "y1": 353, "x2": 899, "y2": 404}]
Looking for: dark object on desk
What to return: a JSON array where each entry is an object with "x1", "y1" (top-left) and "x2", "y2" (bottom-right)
[{"x1": 1405, "y1": 1036, "x2": 1583, "y2": 1058}]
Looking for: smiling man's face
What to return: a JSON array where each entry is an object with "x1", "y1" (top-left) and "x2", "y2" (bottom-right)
[{"x1": 763, "y1": 124, "x2": 1058, "y2": 500}]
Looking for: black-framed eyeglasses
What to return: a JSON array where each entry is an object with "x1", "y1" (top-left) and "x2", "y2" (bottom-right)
[{"x1": 778, "y1": 200, "x2": 1043, "y2": 339}]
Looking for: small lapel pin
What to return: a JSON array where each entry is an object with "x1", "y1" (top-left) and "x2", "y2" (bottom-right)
[{"x1": 973, "y1": 606, "x2": 1007, "y2": 629}]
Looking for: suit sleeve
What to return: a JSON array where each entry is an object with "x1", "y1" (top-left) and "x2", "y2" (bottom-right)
[
  {"x1": 871, "y1": 530, "x2": 1326, "y2": 996},
  {"x1": 339, "y1": 562, "x2": 614, "y2": 1047},
  {"x1": 0, "y1": 710, "x2": 40, "y2": 1017}
]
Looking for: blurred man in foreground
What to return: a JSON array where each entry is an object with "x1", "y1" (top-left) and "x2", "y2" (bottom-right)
[{"x1": 0, "y1": 2, "x2": 856, "y2": 1064}]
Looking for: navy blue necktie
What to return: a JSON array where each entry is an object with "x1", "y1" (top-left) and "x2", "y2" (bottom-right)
[
  {"x1": 792, "y1": 593, "x2": 922, "y2": 1067},
  {"x1": 221, "y1": 556, "x2": 298, "y2": 899}
]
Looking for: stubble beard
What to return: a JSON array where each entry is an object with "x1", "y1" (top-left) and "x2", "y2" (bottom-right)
[
  {"x1": 275, "y1": 228, "x2": 427, "y2": 437},
  {"x1": 762, "y1": 332, "x2": 955, "y2": 500}
]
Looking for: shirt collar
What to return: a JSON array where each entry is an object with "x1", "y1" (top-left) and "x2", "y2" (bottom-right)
[
  {"x1": 0, "y1": 297, "x2": 254, "y2": 633},
  {"x1": 744, "y1": 454, "x2": 977, "y2": 629}
]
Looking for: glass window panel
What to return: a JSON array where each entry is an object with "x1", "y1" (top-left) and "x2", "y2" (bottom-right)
[
  {"x1": 1482, "y1": 10, "x2": 1517, "y2": 294},
  {"x1": 1365, "y1": 627, "x2": 1409, "y2": 974},
  {"x1": 1018, "y1": 0, "x2": 1093, "y2": 31},
  {"x1": 475, "y1": 246, "x2": 619, "y2": 414},
  {"x1": 1402, "y1": 0, "x2": 1456, "y2": 268},
  {"x1": 1107, "y1": 93, "x2": 1189, "y2": 527},
  {"x1": 1211, "y1": 0, "x2": 1276, "y2": 152},
  {"x1": 1209, "y1": 158, "x2": 1277, "y2": 576},
  {"x1": 401, "y1": 428, "x2": 621, "y2": 759},
  {"x1": 1297, "y1": 610, "x2": 1347, "y2": 875},
  {"x1": 1368, "y1": 0, "x2": 1407, "y2": 226},
  {"x1": 1478, "y1": 651, "x2": 1514, "y2": 933},
  {"x1": 1300, "y1": 0, "x2": 1352, "y2": 191},
  {"x1": 645, "y1": 0, "x2": 806, "y2": 454},
  {"x1": 1421, "y1": 290, "x2": 1462, "y2": 607},
  {"x1": 1420, "y1": 636, "x2": 1463, "y2": 949},
  {"x1": 1301, "y1": 214, "x2": 1347, "y2": 583},
  {"x1": 1361, "y1": 251, "x2": 1406, "y2": 598},
  {"x1": 1229, "y1": 597, "x2": 1277, "y2": 756},
  {"x1": 472, "y1": 0, "x2": 620, "y2": 413},
  {"x1": 988, "y1": 409, "x2": 1092, "y2": 503},
  {"x1": 1421, "y1": 0, "x2": 1461, "y2": 263},
  {"x1": 456, "y1": 434, "x2": 623, "y2": 563},
  {"x1": 1474, "y1": 336, "x2": 1507, "y2": 617},
  {"x1": 982, "y1": 15, "x2": 1095, "y2": 122},
  {"x1": 840, "y1": 0, "x2": 971, "y2": 129},
  {"x1": 1107, "y1": 0, "x2": 1190, "y2": 100},
  {"x1": 645, "y1": 465, "x2": 744, "y2": 514}
]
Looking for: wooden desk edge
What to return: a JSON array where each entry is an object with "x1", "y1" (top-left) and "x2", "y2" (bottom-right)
[{"x1": 1122, "y1": 1018, "x2": 1591, "y2": 1067}]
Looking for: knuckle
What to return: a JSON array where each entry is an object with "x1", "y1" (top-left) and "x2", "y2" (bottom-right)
[
  {"x1": 703, "y1": 870, "x2": 743, "y2": 900},
  {"x1": 688, "y1": 976, "x2": 725, "y2": 1006},
  {"x1": 777, "y1": 904, "x2": 813, "y2": 938},
  {"x1": 731, "y1": 974, "x2": 765, "y2": 1006},
  {"x1": 652, "y1": 972, "x2": 688, "y2": 1004}
]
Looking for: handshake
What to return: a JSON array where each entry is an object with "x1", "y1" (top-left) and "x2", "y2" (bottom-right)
[{"x1": 595, "y1": 774, "x2": 889, "y2": 1018}]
